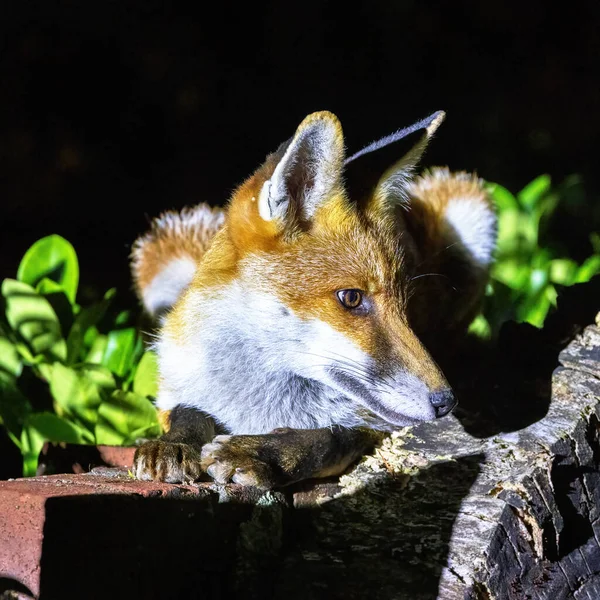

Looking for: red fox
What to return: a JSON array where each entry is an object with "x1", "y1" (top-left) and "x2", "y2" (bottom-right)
[{"x1": 130, "y1": 110, "x2": 497, "y2": 488}]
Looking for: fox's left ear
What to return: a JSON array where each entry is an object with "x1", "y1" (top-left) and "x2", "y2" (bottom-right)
[
  {"x1": 362, "y1": 111, "x2": 446, "y2": 219},
  {"x1": 258, "y1": 111, "x2": 345, "y2": 226}
]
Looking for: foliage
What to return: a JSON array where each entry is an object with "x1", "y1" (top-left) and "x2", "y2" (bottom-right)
[
  {"x1": 0, "y1": 235, "x2": 160, "y2": 476},
  {"x1": 469, "y1": 175, "x2": 600, "y2": 338}
]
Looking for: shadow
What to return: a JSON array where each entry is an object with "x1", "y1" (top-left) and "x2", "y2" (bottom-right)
[
  {"x1": 275, "y1": 454, "x2": 483, "y2": 600},
  {"x1": 36, "y1": 443, "x2": 108, "y2": 476},
  {"x1": 0, "y1": 426, "x2": 22, "y2": 480},
  {"x1": 31, "y1": 264, "x2": 68, "y2": 291},
  {"x1": 17, "y1": 366, "x2": 55, "y2": 414},
  {"x1": 550, "y1": 462, "x2": 596, "y2": 558},
  {"x1": 0, "y1": 576, "x2": 35, "y2": 599},
  {"x1": 34, "y1": 455, "x2": 482, "y2": 600},
  {"x1": 38, "y1": 493, "x2": 254, "y2": 599},
  {"x1": 546, "y1": 412, "x2": 600, "y2": 561},
  {"x1": 42, "y1": 290, "x2": 74, "y2": 337},
  {"x1": 444, "y1": 277, "x2": 600, "y2": 438}
]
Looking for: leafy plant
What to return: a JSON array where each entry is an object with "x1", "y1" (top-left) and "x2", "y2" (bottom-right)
[
  {"x1": 0, "y1": 235, "x2": 161, "y2": 476},
  {"x1": 470, "y1": 175, "x2": 600, "y2": 338}
]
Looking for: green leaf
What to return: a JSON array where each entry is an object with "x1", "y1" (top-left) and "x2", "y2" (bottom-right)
[
  {"x1": 48, "y1": 363, "x2": 106, "y2": 437},
  {"x1": 125, "y1": 424, "x2": 162, "y2": 444},
  {"x1": 518, "y1": 215, "x2": 540, "y2": 250},
  {"x1": 0, "y1": 373, "x2": 32, "y2": 445},
  {"x1": 27, "y1": 411, "x2": 87, "y2": 444},
  {"x1": 35, "y1": 278, "x2": 74, "y2": 342},
  {"x1": 468, "y1": 314, "x2": 491, "y2": 339},
  {"x1": 488, "y1": 183, "x2": 519, "y2": 212},
  {"x1": 83, "y1": 325, "x2": 98, "y2": 350},
  {"x1": 35, "y1": 278, "x2": 66, "y2": 296},
  {"x1": 14, "y1": 342, "x2": 43, "y2": 365},
  {"x1": 2, "y1": 279, "x2": 67, "y2": 362},
  {"x1": 133, "y1": 351, "x2": 159, "y2": 398},
  {"x1": 545, "y1": 285, "x2": 558, "y2": 307},
  {"x1": 123, "y1": 335, "x2": 145, "y2": 391},
  {"x1": 102, "y1": 328, "x2": 137, "y2": 378},
  {"x1": 516, "y1": 289, "x2": 552, "y2": 328},
  {"x1": 20, "y1": 412, "x2": 87, "y2": 476},
  {"x1": 17, "y1": 235, "x2": 79, "y2": 304},
  {"x1": 550, "y1": 259, "x2": 578, "y2": 286},
  {"x1": 95, "y1": 390, "x2": 160, "y2": 445},
  {"x1": 20, "y1": 423, "x2": 45, "y2": 476},
  {"x1": 114, "y1": 310, "x2": 133, "y2": 327},
  {"x1": 83, "y1": 364, "x2": 117, "y2": 390},
  {"x1": 528, "y1": 268, "x2": 549, "y2": 295},
  {"x1": 481, "y1": 280, "x2": 518, "y2": 334},
  {"x1": 517, "y1": 175, "x2": 551, "y2": 212},
  {"x1": 535, "y1": 191, "x2": 560, "y2": 223},
  {"x1": 492, "y1": 259, "x2": 530, "y2": 290},
  {"x1": 0, "y1": 336, "x2": 22, "y2": 377},
  {"x1": 495, "y1": 207, "x2": 523, "y2": 258},
  {"x1": 575, "y1": 255, "x2": 600, "y2": 283},
  {"x1": 86, "y1": 333, "x2": 108, "y2": 364},
  {"x1": 66, "y1": 288, "x2": 116, "y2": 364}
]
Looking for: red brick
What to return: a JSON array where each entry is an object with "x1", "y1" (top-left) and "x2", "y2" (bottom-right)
[
  {"x1": 0, "y1": 470, "x2": 264, "y2": 598},
  {"x1": 96, "y1": 445, "x2": 136, "y2": 468}
]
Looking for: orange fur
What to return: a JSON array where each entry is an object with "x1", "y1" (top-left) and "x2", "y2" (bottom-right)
[
  {"x1": 131, "y1": 204, "x2": 225, "y2": 297},
  {"x1": 132, "y1": 111, "x2": 494, "y2": 404},
  {"x1": 405, "y1": 168, "x2": 493, "y2": 256},
  {"x1": 157, "y1": 409, "x2": 171, "y2": 433},
  {"x1": 162, "y1": 174, "x2": 449, "y2": 391}
]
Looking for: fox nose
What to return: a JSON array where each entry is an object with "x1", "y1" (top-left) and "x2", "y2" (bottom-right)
[{"x1": 429, "y1": 389, "x2": 456, "y2": 418}]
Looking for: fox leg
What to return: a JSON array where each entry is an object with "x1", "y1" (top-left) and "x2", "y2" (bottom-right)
[
  {"x1": 200, "y1": 427, "x2": 384, "y2": 489},
  {"x1": 133, "y1": 406, "x2": 224, "y2": 483}
]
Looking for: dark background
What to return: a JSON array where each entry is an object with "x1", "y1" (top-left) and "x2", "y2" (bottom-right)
[{"x1": 1, "y1": 0, "x2": 599, "y2": 304}]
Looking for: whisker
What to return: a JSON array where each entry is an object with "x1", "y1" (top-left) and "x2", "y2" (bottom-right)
[
  {"x1": 315, "y1": 349, "x2": 399, "y2": 385},
  {"x1": 300, "y1": 360, "x2": 383, "y2": 388},
  {"x1": 408, "y1": 272, "x2": 459, "y2": 293},
  {"x1": 412, "y1": 241, "x2": 459, "y2": 271},
  {"x1": 290, "y1": 348, "x2": 396, "y2": 392},
  {"x1": 300, "y1": 364, "x2": 386, "y2": 392},
  {"x1": 410, "y1": 272, "x2": 450, "y2": 282},
  {"x1": 141, "y1": 329, "x2": 160, "y2": 340},
  {"x1": 292, "y1": 349, "x2": 376, "y2": 378}
]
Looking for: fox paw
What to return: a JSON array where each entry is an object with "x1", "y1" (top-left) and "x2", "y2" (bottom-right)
[
  {"x1": 133, "y1": 440, "x2": 203, "y2": 483},
  {"x1": 200, "y1": 435, "x2": 282, "y2": 489}
]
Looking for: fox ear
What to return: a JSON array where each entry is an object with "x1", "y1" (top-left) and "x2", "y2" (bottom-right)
[
  {"x1": 258, "y1": 111, "x2": 345, "y2": 226},
  {"x1": 363, "y1": 111, "x2": 446, "y2": 218}
]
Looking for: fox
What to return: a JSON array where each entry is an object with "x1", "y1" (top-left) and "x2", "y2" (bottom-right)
[{"x1": 130, "y1": 110, "x2": 497, "y2": 489}]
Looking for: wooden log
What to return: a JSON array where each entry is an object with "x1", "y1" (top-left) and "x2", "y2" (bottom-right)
[{"x1": 267, "y1": 316, "x2": 600, "y2": 599}]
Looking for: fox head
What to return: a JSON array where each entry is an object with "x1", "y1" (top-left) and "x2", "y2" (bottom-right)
[{"x1": 159, "y1": 110, "x2": 457, "y2": 431}]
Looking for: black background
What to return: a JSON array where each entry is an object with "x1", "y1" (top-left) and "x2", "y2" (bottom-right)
[{"x1": 1, "y1": 0, "x2": 599, "y2": 304}]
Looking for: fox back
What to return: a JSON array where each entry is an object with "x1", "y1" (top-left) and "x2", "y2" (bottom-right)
[{"x1": 131, "y1": 111, "x2": 496, "y2": 435}]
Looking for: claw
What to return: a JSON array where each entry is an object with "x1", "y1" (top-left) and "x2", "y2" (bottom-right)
[{"x1": 132, "y1": 441, "x2": 202, "y2": 483}]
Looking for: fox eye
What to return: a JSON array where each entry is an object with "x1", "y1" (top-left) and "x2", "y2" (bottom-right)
[{"x1": 336, "y1": 289, "x2": 363, "y2": 309}]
